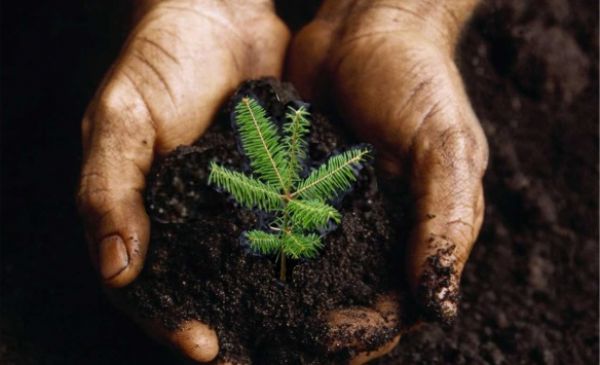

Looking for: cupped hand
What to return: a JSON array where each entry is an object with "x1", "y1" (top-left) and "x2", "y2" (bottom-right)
[
  {"x1": 288, "y1": 0, "x2": 488, "y2": 362},
  {"x1": 77, "y1": 0, "x2": 289, "y2": 362}
]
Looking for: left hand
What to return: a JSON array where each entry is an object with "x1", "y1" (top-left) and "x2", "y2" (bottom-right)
[
  {"x1": 77, "y1": 0, "x2": 289, "y2": 362},
  {"x1": 287, "y1": 0, "x2": 488, "y2": 362}
]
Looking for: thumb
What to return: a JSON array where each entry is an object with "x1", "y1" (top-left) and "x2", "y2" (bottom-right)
[
  {"x1": 77, "y1": 79, "x2": 156, "y2": 288},
  {"x1": 407, "y1": 120, "x2": 488, "y2": 325},
  {"x1": 106, "y1": 289, "x2": 220, "y2": 363}
]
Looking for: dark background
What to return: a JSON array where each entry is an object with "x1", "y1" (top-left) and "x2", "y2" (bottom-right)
[
  {"x1": 1, "y1": 0, "x2": 598, "y2": 364},
  {"x1": 0, "y1": 2, "x2": 177, "y2": 364}
]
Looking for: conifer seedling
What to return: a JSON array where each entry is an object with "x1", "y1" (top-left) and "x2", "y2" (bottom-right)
[{"x1": 208, "y1": 97, "x2": 370, "y2": 281}]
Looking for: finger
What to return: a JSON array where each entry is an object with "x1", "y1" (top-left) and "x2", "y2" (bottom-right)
[
  {"x1": 78, "y1": 66, "x2": 240, "y2": 288},
  {"x1": 161, "y1": 320, "x2": 219, "y2": 363},
  {"x1": 105, "y1": 287, "x2": 219, "y2": 363},
  {"x1": 286, "y1": 19, "x2": 335, "y2": 101},
  {"x1": 350, "y1": 296, "x2": 403, "y2": 365},
  {"x1": 324, "y1": 295, "x2": 402, "y2": 362},
  {"x1": 322, "y1": 32, "x2": 488, "y2": 324},
  {"x1": 135, "y1": 316, "x2": 220, "y2": 363},
  {"x1": 137, "y1": 317, "x2": 219, "y2": 363},
  {"x1": 407, "y1": 119, "x2": 488, "y2": 325},
  {"x1": 78, "y1": 78, "x2": 157, "y2": 288}
]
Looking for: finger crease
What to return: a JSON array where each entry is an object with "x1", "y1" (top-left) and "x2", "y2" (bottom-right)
[
  {"x1": 121, "y1": 68, "x2": 159, "y2": 132},
  {"x1": 132, "y1": 52, "x2": 177, "y2": 110},
  {"x1": 137, "y1": 36, "x2": 180, "y2": 65},
  {"x1": 407, "y1": 101, "x2": 441, "y2": 157},
  {"x1": 446, "y1": 219, "x2": 473, "y2": 229}
]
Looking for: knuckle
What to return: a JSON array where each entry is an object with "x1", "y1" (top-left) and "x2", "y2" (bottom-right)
[
  {"x1": 97, "y1": 83, "x2": 129, "y2": 118},
  {"x1": 418, "y1": 124, "x2": 488, "y2": 178},
  {"x1": 445, "y1": 218, "x2": 476, "y2": 247},
  {"x1": 76, "y1": 172, "x2": 113, "y2": 217},
  {"x1": 94, "y1": 80, "x2": 155, "y2": 138}
]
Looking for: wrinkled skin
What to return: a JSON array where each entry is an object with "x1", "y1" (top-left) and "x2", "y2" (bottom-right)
[{"x1": 77, "y1": 0, "x2": 488, "y2": 363}]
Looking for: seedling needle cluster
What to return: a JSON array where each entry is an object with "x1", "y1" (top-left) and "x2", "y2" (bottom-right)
[{"x1": 209, "y1": 97, "x2": 370, "y2": 280}]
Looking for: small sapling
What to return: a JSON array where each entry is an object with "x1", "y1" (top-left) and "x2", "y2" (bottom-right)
[{"x1": 209, "y1": 97, "x2": 370, "y2": 280}]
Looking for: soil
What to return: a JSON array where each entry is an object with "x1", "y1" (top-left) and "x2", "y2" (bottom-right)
[
  {"x1": 123, "y1": 79, "x2": 410, "y2": 363},
  {"x1": 0, "y1": 0, "x2": 598, "y2": 364}
]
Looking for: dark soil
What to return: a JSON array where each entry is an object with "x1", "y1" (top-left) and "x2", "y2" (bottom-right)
[
  {"x1": 1, "y1": 0, "x2": 598, "y2": 364},
  {"x1": 124, "y1": 79, "x2": 409, "y2": 363}
]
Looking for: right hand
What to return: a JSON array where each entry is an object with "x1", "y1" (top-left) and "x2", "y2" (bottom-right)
[
  {"x1": 287, "y1": 1, "x2": 487, "y2": 363},
  {"x1": 76, "y1": 0, "x2": 289, "y2": 361}
]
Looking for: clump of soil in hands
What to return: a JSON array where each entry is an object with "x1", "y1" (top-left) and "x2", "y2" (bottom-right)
[{"x1": 124, "y1": 79, "x2": 412, "y2": 363}]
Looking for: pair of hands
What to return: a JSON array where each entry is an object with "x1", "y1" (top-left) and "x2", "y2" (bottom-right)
[{"x1": 77, "y1": 0, "x2": 488, "y2": 363}]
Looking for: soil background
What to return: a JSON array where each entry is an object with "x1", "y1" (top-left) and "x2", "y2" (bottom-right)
[{"x1": 1, "y1": 0, "x2": 597, "y2": 364}]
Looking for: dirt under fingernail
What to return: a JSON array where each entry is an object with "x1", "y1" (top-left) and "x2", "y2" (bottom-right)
[{"x1": 417, "y1": 239, "x2": 460, "y2": 327}]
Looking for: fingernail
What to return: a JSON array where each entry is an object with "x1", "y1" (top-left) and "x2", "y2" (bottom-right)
[
  {"x1": 99, "y1": 235, "x2": 129, "y2": 280},
  {"x1": 417, "y1": 244, "x2": 460, "y2": 327},
  {"x1": 171, "y1": 321, "x2": 219, "y2": 362}
]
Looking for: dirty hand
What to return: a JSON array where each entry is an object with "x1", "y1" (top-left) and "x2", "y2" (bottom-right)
[
  {"x1": 77, "y1": 0, "x2": 288, "y2": 362},
  {"x1": 288, "y1": 0, "x2": 488, "y2": 362}
]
